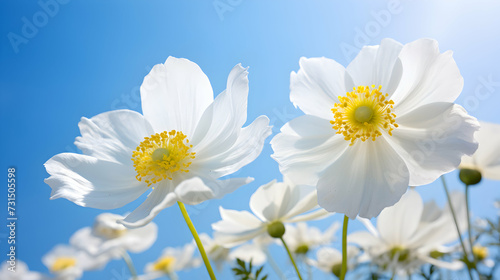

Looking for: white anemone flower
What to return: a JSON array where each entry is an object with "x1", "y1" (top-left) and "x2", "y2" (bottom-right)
[
  {"x1": 271, "y1": 38, "x2": 479, "y2": 218},
  {"x1": 42, "y1": 245, "x2": 108, "y2": 280},
  {"x1": 212, "y1": 178, "x2": 329, "y2": 247},
  {"x1": 309, "y1": 246, "x2": 359, "y2": 278},
  {"x1": 141, "y1": 243, "x2": 201, "y2": 280},
  {"x1": 459, "y1": 121, "x2": 500, "y2": 181},
  {"x1": 0, "y1": 260, "x2": 49, "y2": 280},
  {"x1": 283, "y1": 222, "x2": 340, "y2": 256},
  {"x1": 199, "y1": 233, "x2": 231, "y2": 271},
  {"x1": 349, "y1": 188, "x2": 467, "y2": 276},
  {"x1": 70, "y1": 213, "x2": 157, "y2": 259},
  {"x1": 44, "y1": 57, "x2": 271, "y2": 228}
]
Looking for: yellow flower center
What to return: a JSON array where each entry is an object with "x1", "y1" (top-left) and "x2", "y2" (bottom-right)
[
  {"x1": 331, "y1": 85, "x2": 398, "y2": 145},
  {"x1": 94, "y1": 226, "x2": 127, "y2": 239},
  {"x1": 473, "y1": 246, "x2": 488, "y2": 261},
  {"x1": 153, "y1": 256, "x2": 176, "y2": 273},
  {"x1": 132, "y1": 130, "x2": 195, "y2": 186},
  {"x1": 51, "y1": 257, "x2": 77, "y2": 272},
  {"x1": 389, "y1": 246, "x2": 410, "y2": 262}
]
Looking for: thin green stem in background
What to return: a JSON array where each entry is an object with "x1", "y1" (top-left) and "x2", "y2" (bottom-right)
[
  {"x1": 340, "y1": 215, "x2": 349, "y2": 280},
  {"x1": 177, "y1": 201, "x2": 217, "y2": 280},
  {"x1": 465, "y1": 184, "x2": 478, "y2": 265},
  {"x1": 440, "y1": 176, "x2": 474, "y2": 280},
  {"x1": 121, "y1": 250, "x2": 138, "y2": 280},
  {"x1": 279, "y1": 236, "x2": 303, "y2": 280}
]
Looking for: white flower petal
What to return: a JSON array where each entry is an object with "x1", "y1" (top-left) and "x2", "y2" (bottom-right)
[
  {"x1": 212, "y1": 207, "x2": 265, "y2": 247},
  {"x1": 357, "y1": 217, "x2": 379, "y2": 237},
  {"x1": 376, "y1": 189, "x2": 423, "y2": 246},
  {"x1": 417, "y1": 254, "x2": 464, "y2": 270},
  {"x1": 119, "y1": 181, "x2": 177, "y2": 228},
  {"x1": 410, "y1": 191, "x2": 467, "y2": 249},
  {"x1": 191, "y1": 64, "x2": 250, "y2": 154},
  {"x1": 314, "y1": 247, "x2": 342, "y2": 272},
  {"x1": 460, "y1": 121, "x2": 500, "y2": 180},
  {"x1": 192, "y1": 115, "x2": 271, "y2": 178},
  {"x1": 420, "y1": 200, "x2": 441, "y2": 223},
  {"x1": 205, "y1": 177, "x2": 255, "y2": 200},
  {"x1": 212, "y1": 207, "x2": 264, "y2": 233},
  {"x1": 75, "y1": 109, "x2": 154, "y2": 165},
  {"x1": 286, "y1": 208, "x2": 330, "y2": 223},
  {"x1": 348, "y1": 231, "x2": 382, "y2": 250},
  {"x1": 44, "y1": 153, "x2": 146, "y2": 209},
  {"x1": 122, "y1": 223, "x2": 158, "y2": 253},
  {"x1": 391, "y1": 38, "x2": 463, "y2": 112},
  {"x1": 229, "y1": 243, "x2": 267, "y2": 266},
  {"x1": 317, "y1": 137, "x2": 410, "y2": 219},
  {"x1": 290, "y1": 57, "x2": 352, "y2": 119},
  {"x1": 174, "y1": 177, "x2": 215, "y2": 205},
  {"x1": 283, "y1": 185, "x2": 329, "y2": 222},
  {"x1": 271, "y1": 115, "x2": 348, "y2": 186},
  {"x1": 389, "y1": 102, "x2": 479, "y2": 186},
  {"x1": 346, "y1": 38, "x2": 403, "y2": 95},
  {"x1": 140, "y1": 57, "x2": 214, "y2": 136},
  {"x1": 249, "y1": 180, "x2": 290, "y2": 222}
]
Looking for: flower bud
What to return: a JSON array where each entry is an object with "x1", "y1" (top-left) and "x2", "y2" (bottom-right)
[
  {"x1": 267, "y1": 221, "x2": 285, "y2": 238},
  {"x1": 459, "y1": 168, "x2": 482, "y2": 186},
  {"x1": 295, "y1": 244, "x2": 309, "y2": 255},
  {"x1": 331, "y1": 263, "x2": 342, "y2": 278}
]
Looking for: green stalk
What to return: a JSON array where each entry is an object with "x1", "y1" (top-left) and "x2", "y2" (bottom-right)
[
  {"x1": 121, "y1": 251, "x2": 138, "y2": 280},
  {"x1": 465, "y1": 185, "x2": 477, "y2": 265},
  {"x1": 177, "y1": 201, "x2": 216, "y2": 280},
  {"x1": 279, "y1": 237, "x2": 303, "y2": 280},
  {"x1": 264, "y1": 248, "x2": 286, "y2": 280},
  {"x1": 340, "y1": 215, "x2": 349, "y2": 280},
  {"x1": 440, "y1": 176, "x2": 473, "y2": 280}
]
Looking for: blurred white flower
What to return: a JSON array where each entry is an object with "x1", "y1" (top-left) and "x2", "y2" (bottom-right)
[
  {"x1": 229, "y1": 235, "x2": 274, "y2": 266},
  {"x1": 309, "y1": 246, "x2": 359, "y2": 278},
  {"x1": 271, "y1": 38, "x2": 479, "y2": 219},
  {"x1": 0, "y1": 260, "x2": 49, "y2": 280},
  {"x1": 42, "y1": 245, "x2": 108, "y2": 280},
  {"x1": 460, "y1": 121, "x2": 500, "y2": 181},
  {"x1": 199, "y1": 233, "x2": 231, "y2": 271},
  {"x1": 283, "y1": 222, "x2": 340, "y2": 255},
  {"x1": 44, "y1": 57, "x2": 271, "y2": 228},
  {"x1": 349, "y1": 188, "x2": 467, "y2": 276},
  {"x1": 70, "y1": 213, "x2": 157, "y2": 259},
  {"x1": 212, "y1": 178, "x2": 329, "y2": 247},
  {"x1": 141, "y1": 243, "x2": 201, "y2": 280}
]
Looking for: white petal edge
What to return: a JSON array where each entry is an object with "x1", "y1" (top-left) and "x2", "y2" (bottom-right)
[
  {"x1": 44, "y1": 153, "x2": 146, "y2": 209},
  {"x1": 140, "y1": 56, "x2": 214, "y2": 137},
  {"x1": 75, "y1": 109, "x2": 154, "y2": 165},
  {"x1": 290, "y1": 57, "x2": 352, "y2": 119},
  {"x1": 389, "y1": 102, "x2": 479, "y2": 186}
]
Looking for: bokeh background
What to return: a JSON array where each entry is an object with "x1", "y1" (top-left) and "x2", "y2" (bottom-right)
[{"x1": 1, "y1": 0, "x2": 500, "y2": 279}]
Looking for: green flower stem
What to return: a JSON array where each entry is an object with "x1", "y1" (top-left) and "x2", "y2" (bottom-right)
[
  {"x1": 465, "y1": 185, "x2": 477, "y2": 265},
  {"x1": 121, "y1": 251, "x2": 138, "y2": 280},
  {"x1": 279, "y1": 237, "x2": 303, "y2": 280},
  {"x1": 440, "y1": 176, "x2": 473, "y2": 280},
  {"x1": 177, "y1": 201, "x2": 217, "y2": 280},
  {"x1": 264, "y1": 248, "x2": 286, "y2": 280},
  {"x1": 340, "y1": 215, "x2": 349, "y2": 280}
]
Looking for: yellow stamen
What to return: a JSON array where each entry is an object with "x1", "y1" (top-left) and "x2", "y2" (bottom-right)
[
  {"x1": 330, "y1": 85, "x2": 398, "y2": 145},
  {"x1": 132, "y1": 130, "x2": 195, "y2": 186},
  {"x1": 473, "y1": 246, "x2": 488, "y2": 261},
  {"x1": 51, "y1": 257, "x2": 77, "y2": 272},
  {"x1": 153, "y1": 256, "x2": 176, "y2": 273}
]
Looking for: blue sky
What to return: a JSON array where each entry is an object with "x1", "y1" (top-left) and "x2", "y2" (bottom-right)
[{"x1": 1, "y1": 1, "x2": 500, "y2": 279}]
